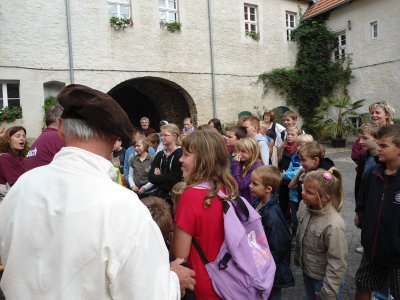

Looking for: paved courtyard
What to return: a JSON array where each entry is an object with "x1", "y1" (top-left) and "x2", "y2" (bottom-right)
[{"x1": 283, "y1": 147, "x2": 361, "y2": 300}]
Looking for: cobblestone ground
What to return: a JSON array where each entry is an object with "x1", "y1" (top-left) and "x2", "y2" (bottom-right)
[{"x1": 282, "y1": 147, "x2": 360, "y2": 300}]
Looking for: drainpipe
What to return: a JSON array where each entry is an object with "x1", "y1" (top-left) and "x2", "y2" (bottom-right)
[
  {"x1": 207, "y1": 0, "x2": 217, "y2": 118},
  {"x1": 65, "y1": 0, "x2": 74, "y2": 84}
]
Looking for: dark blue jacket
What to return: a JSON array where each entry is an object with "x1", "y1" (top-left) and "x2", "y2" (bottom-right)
[
  {"x1": 253, "y1": 194, "x2": 295, "y2": 288},
  {"x1": 356, "y1": 164, "x2": 400, "y2": 267}
]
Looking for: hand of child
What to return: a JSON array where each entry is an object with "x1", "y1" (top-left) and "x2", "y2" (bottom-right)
[
  {"x1": 131, "y1": 185, "x2": 139, "y2": 192},
  {"x1": 315, "y1": 291, "x2": 322, "y2": 299},
  {"x1": 154, "y1": 168, "x2": 161, "y2": 175},
  {"x1": 234, "y1": 154, "x2": 241, "y2": 161},
  {"x1": 170, "y1": 258, "x2": 196, "y2": 295},
  {"x1": 138, "y1": 187, "x2": 145, "y2": 194}
]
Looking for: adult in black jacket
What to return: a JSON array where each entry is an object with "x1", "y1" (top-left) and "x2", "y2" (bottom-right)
[{"x1": 148, "y1": 124, "x2": 183, "y2": 202}]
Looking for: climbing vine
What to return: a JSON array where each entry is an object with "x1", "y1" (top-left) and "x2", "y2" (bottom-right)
[{"x1": 258, "y1": 17, "x2": 352, "y2": 134}]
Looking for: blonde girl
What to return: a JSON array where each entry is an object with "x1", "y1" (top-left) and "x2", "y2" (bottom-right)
[
  {"x1": 231, "y1": 137, "x2": 263, "y2": 203},
  {"x1": 295, "y1": 168, "x2": 348, "y2": 300},
  {"x1": 172, "y1": 129, "x2": 238, "y2": 299},
  {"x1": 148, "y1": 124, "x2": 182, "y2": 202}
]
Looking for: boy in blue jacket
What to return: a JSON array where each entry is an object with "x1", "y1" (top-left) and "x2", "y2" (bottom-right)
[{"x1": 250, "y1": 165, "x2": 294, "y2": 300}]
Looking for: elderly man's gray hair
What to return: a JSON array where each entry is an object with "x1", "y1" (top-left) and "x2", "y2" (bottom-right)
[{"x1": 61, "y1": 118, "x2": 108, "y2": 141}]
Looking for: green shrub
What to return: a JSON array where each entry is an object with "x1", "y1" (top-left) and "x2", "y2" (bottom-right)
[
  {"x1": 44, "y1": 96, "x2": 59, "y2": 111},
  {"x1": 258, "y1": 17, "x2": 352, "y2": 135}
]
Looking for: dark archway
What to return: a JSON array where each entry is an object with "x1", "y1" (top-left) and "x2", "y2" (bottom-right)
[{"x1": 108, "y1": 77, "x2": 197, "y2": 132}]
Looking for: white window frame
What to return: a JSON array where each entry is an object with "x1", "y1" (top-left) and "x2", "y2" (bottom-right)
[
  {"x1": 333, "y1": 32, "x2": 346, "y2": 60},
  {"x1": 159, "y1": 0, "x2": 178, "y2": 23},
  {"x1": 0, "y1": 82, "x2": 20, "y2": 109},
  {"x1": 371, "y1": 21, "x2": 378, "y2": 39},
  {"x1": 107, "y1": 0, "x2": 131, "y2": 19},
  {"x1": 286, "y1": 12, "x2": 296, "y2": 41},
  {"x1": 244, "y1": 4, "x2": 258, "y2": 35}
]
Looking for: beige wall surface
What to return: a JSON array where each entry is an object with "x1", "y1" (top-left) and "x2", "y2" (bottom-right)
[
  {"x1": 326, "y1": 0, "x2": 400, "y2": 115},
  {"x1": 0, "y1": 0, "x2": 306, "y2": 138}
]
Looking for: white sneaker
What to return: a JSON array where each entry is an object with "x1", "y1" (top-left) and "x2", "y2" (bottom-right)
[{"x1": 356, "y1": 246, "x2": 364, "y2": 253}]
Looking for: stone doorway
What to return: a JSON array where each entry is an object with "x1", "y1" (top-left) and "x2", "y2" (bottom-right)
[{"x1": 108, "y1": 77, "x2": 196, "y2": 132}]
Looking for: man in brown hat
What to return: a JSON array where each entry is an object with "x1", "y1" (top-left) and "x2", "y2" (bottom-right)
[{"x1": 0, "y1": 84, "x2": 194, "y2": 299}]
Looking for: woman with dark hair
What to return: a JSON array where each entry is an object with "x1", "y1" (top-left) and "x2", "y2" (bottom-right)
[
  {"x1": 208, "y1": 118, "x2": 225, "y2": 136},
  {"x1": 0, "y1": 126, "x2": 28, "y2": 200},
  {"x1": 263, "y1": 110, "x2": 285, "y2": 148}
]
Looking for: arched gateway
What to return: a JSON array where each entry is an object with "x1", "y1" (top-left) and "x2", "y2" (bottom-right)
[{"x1": 108, "y1": 77, "x2": 197, "y2": 131}]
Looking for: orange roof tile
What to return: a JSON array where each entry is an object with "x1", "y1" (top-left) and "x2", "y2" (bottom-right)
[{"x1": 303, "y1": 0, "x2": 350, "y2": 20}]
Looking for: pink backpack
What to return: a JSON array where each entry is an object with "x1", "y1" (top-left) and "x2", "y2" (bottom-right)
[{"x1": 194, "y1": 183, "x2": 276, "y2": 299}]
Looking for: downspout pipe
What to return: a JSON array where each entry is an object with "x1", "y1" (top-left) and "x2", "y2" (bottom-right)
[
  {"x1": 65, "y1": 0, "x2": 74, "y2": 84},
  {"x1": 207, "y1": 0, "x2": 217, "y2": 118}
]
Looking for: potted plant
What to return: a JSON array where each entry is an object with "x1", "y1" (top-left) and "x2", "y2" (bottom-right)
[
  {"x1": 313, "y1": 96, "x2": 366, "y2": 147},
  {"x1": 160, "y1": 21, "x2": 182, "y2": 32},
  {"x1": 109, "y1": 16, "x2": 133, "y2": 30},
  {"x1": 0, "y1": 106, "x2": 23, "y2": 125},
  {"x1": 246, "y1": 31, "x2": 260, "y2": 41}
]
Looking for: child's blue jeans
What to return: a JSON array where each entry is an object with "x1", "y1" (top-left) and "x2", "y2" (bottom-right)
[{"x1": 303, "y1": 273, "x2": 343, "y2": 300}]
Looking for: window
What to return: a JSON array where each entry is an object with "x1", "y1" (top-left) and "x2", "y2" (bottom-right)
[
  {"x1": 334, "y1": 33, "x2": 346, "y2": 60},
  {"x1": 244, "y1": 4, "x2": 258, "y2": 34},
  {"x1": 371, "y1": 21, "x2": 378, "y2": 39},
  {"x1": 286, "y1": 12, "x2": 296, "y2": 41},
  {"x1": 159, "y1": 0, "x2": 178, "y2": 23},
  {"x1": 108, "y1": 0, "x2": 131, "y2": 19},
  {"x1": 0, "y1": 82, "x2": 20, "y2": 109}
]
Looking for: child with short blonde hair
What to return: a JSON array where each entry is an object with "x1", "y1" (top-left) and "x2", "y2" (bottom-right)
[
  {"x1": 354, "y1": 122, "x2": 381, "y2": 200},
  {"x1": 250, "y1": 165, "x2": 294, "y2": 299},
  {"x1": 241, "y1": 116, "x2": 270, "y2": 165},
  {"x1": 295, "y1": 168, "x2": 348, "y2": 299}
]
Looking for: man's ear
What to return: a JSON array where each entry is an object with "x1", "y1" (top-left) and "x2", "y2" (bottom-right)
[{"x1": 57, "y1": 118, "x2": 65, "y2": 139}]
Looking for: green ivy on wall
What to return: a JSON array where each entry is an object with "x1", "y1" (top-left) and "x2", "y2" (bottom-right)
[{"x1": 258, "y1": 17, "x2": 352, "y2": 134}]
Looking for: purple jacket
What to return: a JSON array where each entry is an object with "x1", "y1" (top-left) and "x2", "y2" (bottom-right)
[{"x1": 231, "y1": 160, "x2": 263, "y2": 203}]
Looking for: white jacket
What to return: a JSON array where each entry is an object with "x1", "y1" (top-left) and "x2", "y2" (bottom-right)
[{"x1": 0, "y1": 147, "x2": 179, "y2": 300}]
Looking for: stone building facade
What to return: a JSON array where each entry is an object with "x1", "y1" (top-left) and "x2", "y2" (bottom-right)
[
  {"x1": 304, "y1": 0, "x2": 400, "y2": 117},
  {"x1": 0, "y1": 0, "x2": 307, "y2": 138}
]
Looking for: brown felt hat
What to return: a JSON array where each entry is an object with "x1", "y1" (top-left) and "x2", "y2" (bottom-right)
[{"x1": 58, "y1": 84, "x2": 133, "y2": 139}]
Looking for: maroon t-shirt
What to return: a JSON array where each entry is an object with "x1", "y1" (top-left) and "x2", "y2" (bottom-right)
[
  {"x1": 143, "y1": 127, "x2": 157, "y2": 137},
  {"x1": 0, "y1": 153, "x2": 26, "y2": 185},
  {"x1": 25, "y1": 127, "x2": 65, "y2": 171}
]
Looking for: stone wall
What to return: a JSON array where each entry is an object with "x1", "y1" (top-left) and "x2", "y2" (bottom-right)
[
  {"x1": 326, "y1": 0, "x2": 400, "y2": 115},
  {"x1": 0, "y1": 0, "x2": 307, "y2": 138}
]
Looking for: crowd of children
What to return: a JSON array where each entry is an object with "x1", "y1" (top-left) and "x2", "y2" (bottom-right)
[
  {"x1": 1, "y1": 99, "x2": 398, "y2": 300},
  {"x1": 105, "y1": 103, "x2": 398, "y2": 300}
]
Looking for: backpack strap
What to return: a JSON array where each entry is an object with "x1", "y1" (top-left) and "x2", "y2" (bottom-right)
[
  {"x1": 192, "y1": 238, "x2": 232, "y2": 270},
  {"x1": 196, "y1": 182, "x2": 250, "y2": 222},
  {"x1": 192, "y1": 238, "x2": 209, "y2": 264}
]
